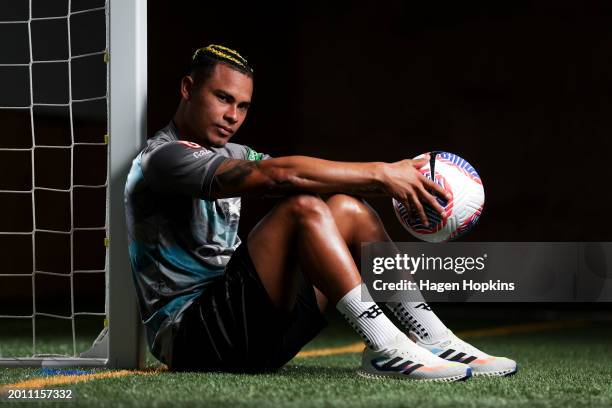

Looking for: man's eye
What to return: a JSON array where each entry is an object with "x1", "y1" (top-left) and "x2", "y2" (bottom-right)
[{"x1": 217, "y1": 94, "x2": 228, "y2": 102}]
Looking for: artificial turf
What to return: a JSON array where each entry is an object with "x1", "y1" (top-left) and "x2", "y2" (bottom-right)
[{"x1": 1, "y1": 317, "x2": 611, "y2": 408}]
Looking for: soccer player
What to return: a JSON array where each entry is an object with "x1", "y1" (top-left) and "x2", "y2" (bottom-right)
[{"x1": 125, "y1": 44, "x2": 517, "y2": 380}]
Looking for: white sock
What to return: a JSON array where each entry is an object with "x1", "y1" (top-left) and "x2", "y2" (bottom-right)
[
  {"x1": 336, "y1": 284, "x2": 404, "y2": 350},
  {"x1": 386, "y1": 301, "x2": 449, "y2": 342}
]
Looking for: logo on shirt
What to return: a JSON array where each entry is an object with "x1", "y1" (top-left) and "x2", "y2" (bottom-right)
[
  {"x1": 176, "y1": 140, "x2": 212, "y2": 159},
  {"x1": 177, "y1": 140, "x2": 202, "y2": 149},
  {"x1": 247, "y1": 148, "x2": 264, "y2": 161},
  {"x1": 192, "y1": 150, "x2": 212, "y2": 159}
]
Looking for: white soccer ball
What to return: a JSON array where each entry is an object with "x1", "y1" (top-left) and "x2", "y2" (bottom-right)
[{"x1": 392, "y1": 151, "x2": 484, "y2": 242}]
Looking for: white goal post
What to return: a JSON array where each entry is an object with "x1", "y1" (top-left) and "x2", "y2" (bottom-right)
[
  {"x1": 106, "y1": 0, "x2": 147, "y2": 370},
  {"x1": 0, "y1": 0, "x2": 147, "y2": 369}
]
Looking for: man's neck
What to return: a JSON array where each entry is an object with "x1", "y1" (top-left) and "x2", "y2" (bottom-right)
[
  {"x1": 172, "y1": 109, "x2": 199, "y2": 144},
  {"x1": 171, "y1": 110, "x2": 215, "y2": 149},
  {"x1": 172, "y1": 110, "x2": 188, "y2": 140}
]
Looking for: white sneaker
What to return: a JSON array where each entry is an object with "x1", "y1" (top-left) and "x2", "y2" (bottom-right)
[
  {"x1": 358, "y1": 334, "x2": 472, "y2": 382},
  {"x1": 411, "y1": 330, "x2": 518, "y2": 377}
]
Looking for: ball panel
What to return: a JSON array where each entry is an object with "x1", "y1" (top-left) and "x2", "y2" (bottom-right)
[
  {"x1": 392, "y1": 151, "x2": 484, "y2": 242},
  {"x1": 437, "y1": 151, "x2": 482, "y2": 184}
]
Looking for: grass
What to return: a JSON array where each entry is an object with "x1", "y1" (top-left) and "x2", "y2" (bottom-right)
[{"x1": 0, "y1": 315, "x2": 611, "y2": 408}]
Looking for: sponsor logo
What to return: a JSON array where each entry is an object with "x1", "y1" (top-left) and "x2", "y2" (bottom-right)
[
  {"x1": 177, "y1": 140, "x2": 202, "y2": 149},
  {"x1": 176, "y1": 140, "x2": 213, "y2": 159},
  {"x1": 414, "y1": 303, "x2": 432, "y2": 311},
  {"x1": 192, "y1": 150, "x2": 211, "y2": 159},
  {"x1": 247, "y1": 148, "x2": 264, "y2": 161},
  {"x1": 358, "y1": 305, "x2": 383, "y2": 319}
]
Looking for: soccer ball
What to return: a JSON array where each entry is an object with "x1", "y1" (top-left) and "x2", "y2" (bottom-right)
[{"x1": 392, "y1": 151, "x2": 484, "y2": 242}]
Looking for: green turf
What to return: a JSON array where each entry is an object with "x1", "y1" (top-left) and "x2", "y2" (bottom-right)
[{"x1": 1, "y1": 320, "x2": 611, "y2": 408}]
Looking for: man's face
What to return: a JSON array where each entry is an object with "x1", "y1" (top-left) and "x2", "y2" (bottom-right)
[{"x1": 182, "y1": 63, "x2": 253, "y2": 147}]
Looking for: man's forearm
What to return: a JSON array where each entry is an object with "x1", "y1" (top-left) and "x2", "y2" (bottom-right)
[
  {"x1": 212, "y1": 155, "x2": 389, "y2": 198},
  {"x1": 268, "y1": 156, "x2": 388, "y2": 195}
]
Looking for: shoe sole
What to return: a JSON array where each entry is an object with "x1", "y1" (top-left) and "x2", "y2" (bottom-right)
[
  {"x1": 357, "y1": 367, "x2": 472, "y2": 383},
  {"x1": 472, "y1": 365, "x2": 518, "y2": 377}
]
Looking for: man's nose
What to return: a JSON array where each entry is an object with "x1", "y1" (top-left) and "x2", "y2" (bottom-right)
[{"x1": 223, "y1": 105, "x2": 238, "y2": 124}]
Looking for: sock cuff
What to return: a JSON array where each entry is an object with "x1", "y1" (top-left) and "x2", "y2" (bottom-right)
[
  {"x1": 336, "y1": 283, "x2": 362, "y2": 309},
  {"x1": 335, "y1": 283, "x2": 403, "y2": 349}
]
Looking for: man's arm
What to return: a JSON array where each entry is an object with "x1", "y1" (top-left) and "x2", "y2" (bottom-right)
[
  {"x1": 211, "y1": 155, "x2": 449, "y2": 226},
  {"x1": 212, "y1": 156, "x2": 385, "y2": 196}
]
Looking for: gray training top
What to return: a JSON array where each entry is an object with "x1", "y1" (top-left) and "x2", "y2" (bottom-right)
[{"x1": 124, "y1": 121, "x2": 269, "y2": 364}]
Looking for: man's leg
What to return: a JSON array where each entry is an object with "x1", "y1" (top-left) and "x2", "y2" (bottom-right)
[
  {"x1": 247, "y1": 194, "x2": 360, "y2": 309},
  {"x1": 325, "y1": 194, "x2": 449, "y2": 340},
  {"x1": 325, "y1": 194, "x2": 517, "y2": 377},
  {"x1": 247, "y1": 194, "x2": 406, "y2": 350},
  {"x1": 325, "y1": 194, "x2": 390, "y2": 257},
  {"x1": 246, "y1": 194, "x2": 470, "y2": 381}
]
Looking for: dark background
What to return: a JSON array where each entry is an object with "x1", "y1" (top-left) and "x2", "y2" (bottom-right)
[
  {"x1": 148, "y1": 0, "x2": 612, "y2": 320},
  {"x1": 149, "y1": 0, "x2": 612, "y2": 243},
  {"x1": 1, "y1": 0, "x2": 611, "y2": 323}
]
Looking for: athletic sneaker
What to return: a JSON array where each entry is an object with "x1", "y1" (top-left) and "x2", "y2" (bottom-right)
[
  {"x1": 410, "y1": 330, "x2": 518, "y2": 377},
  {"x1": 358, "y1": 333, "x2": 472, "y2": 382}
]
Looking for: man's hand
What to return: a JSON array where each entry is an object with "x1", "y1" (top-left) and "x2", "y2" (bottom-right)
[{"x1": 381, "y1": 155, "x2": 450, "y2": 227}]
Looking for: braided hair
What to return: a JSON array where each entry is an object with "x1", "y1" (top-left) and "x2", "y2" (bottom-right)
[{"x1": 190, "y1": 44, "x2": 253, "y2": 86}]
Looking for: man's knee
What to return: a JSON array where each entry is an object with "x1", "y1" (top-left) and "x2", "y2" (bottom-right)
[
  {"x1": 326, "y1": 194, "x2": 373, "y2": 220},
  {"x1": 278, "y1": 194, "x2": 332, "y2": 226},
  {"x1": 325, "y1": 194, "x2": 387, "y2": 244}
]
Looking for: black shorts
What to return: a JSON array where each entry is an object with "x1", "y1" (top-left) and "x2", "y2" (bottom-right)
[{"x1": 169, "y1": 244, "x2": 327, "y2": 372}]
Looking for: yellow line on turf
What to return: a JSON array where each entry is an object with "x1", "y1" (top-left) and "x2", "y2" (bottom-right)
[
  {"x1": 1, "y1": 370, "x2": 138, "y2": 392},
  {"x1": 0, "y1": 319, "x2": 590, "y2": 390},
  {"x1": 295, "y1": 318, "x2": 590, "y2": 358},
  {"x1": 0, "y1": 367, "x2": 164, "y2": 392},
  {"x1": 297, "y1": 342, "x2": 365, "y2": 357}
]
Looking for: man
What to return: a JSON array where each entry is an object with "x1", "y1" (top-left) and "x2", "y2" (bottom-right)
[{"x1": 125, "y1": 44, "x2": 516, "y2": 380}]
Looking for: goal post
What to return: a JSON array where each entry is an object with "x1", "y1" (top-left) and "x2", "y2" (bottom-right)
[
  {"x1": 106, "y1": 0, "x2": 147, "y2": 370},
  {"x1": 0, "y1": 0, "x2": 147, "y2": 369}
]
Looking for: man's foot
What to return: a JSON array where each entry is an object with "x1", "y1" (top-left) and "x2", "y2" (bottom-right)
[
  {"x1": 358, "y1": 334, "x2": 472, "y2": 382},
  {"x1": 411, "y1": 330, "x2": 518, "y2": 377}
]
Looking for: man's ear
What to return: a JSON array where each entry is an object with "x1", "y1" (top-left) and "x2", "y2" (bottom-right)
[{"x1": 180, "y1": 75, "x2": 195, "y2": 101}]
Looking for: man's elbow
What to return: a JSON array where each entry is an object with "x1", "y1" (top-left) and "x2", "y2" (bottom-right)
[{"x1": 263, "y1": 165, "x2": 296, "y2": 191}]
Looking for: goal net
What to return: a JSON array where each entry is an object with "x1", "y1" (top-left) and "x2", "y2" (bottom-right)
[{"x1": 0, "y1": 0, "x2": 146, "y2": 369}]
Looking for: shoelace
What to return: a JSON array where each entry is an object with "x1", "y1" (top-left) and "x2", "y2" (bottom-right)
[
  {"x1": 400, "y1": 346, "x2": 451, "y2": 365},
  {"x1": 446, "y1": 333, "x2": 488, "y2": 358},
  {"x1": 382, "y1": 335, "x2": 457, "y2": 365}
]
